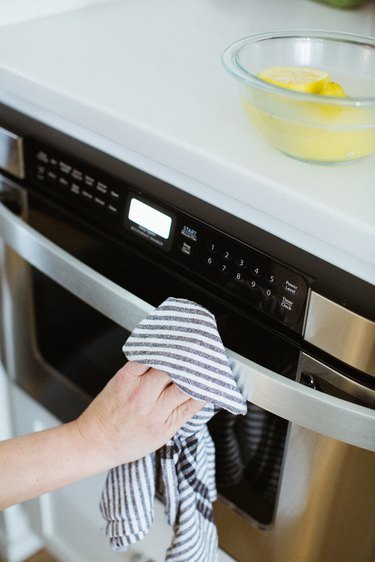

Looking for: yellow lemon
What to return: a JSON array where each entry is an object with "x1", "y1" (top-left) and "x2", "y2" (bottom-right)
[
  {"x1": 257, "y1": 66, "x2": 330, "y2": 93},
  {"x1": 316, "y1": 81, "x2": 346, "y2": 121},
  {"x1": 320, "y1": 81, "x2": 346, "y2": 97}
]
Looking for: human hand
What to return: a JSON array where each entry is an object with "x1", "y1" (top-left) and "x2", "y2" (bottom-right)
[
  {"x1": 74, "y1": 361, "x2": 204, "y2": 469},
  {"x1": 0, "y1": 361, "x2": 204, "y2": 509}
]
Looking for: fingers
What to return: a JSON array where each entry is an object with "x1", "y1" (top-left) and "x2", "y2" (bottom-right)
[
  {"x1": 140, "y1": 368, "x2": 173, "y2": 405},
  {"x1": 142, "y1": 367, "x2": 171, "y2": 387},
  {"x1": 118, "y1": 363, "x2": 170, "y2": 392},
  {"x1": 167, "y1": 398, "x2": 205, "y2": 434},
  {"x1": 122, "y1": 363, "x2": 177, "y2": 403},
  {"x1": 123, "y1": 362, "x2": 171, "y2": 388},
  {"x1": 121, "y1": 361, "x2": 150, "y2": 378},
  {"x1": 161, "y1": 383, "x2": 205, "y2": 426},
  {"x1": 178, "y1": 397, "x2": 205, "y2": 421},
  {"x1": 122, "y1": 363, "x2": 205, "y2": 428},
  {"x1": 161, "y1": 381, "x2": 190, "y2": 408}
]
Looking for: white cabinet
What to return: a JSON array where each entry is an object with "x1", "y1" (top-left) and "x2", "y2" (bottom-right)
[{"x1": 0, "y1": 366, "x2": 43, "y2": 562}]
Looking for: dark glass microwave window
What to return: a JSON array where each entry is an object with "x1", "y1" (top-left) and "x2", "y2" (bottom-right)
[
  {"x1": 31, "y1": 267, "x2": 128, "y2": 397},
  {"x1": 208, "y1": 405, "x2": 288, "y2": 526}
]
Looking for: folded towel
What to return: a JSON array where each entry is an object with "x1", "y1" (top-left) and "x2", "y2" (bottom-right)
[{"x1": 100, "y1": 297, "x2": 247, "y2": 561}]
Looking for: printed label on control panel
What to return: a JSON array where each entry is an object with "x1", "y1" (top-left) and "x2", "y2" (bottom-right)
[
  {"x1": 129, "y1": 224, "x2": 164, "y2": 248},
  {"x1": 284, "y1": 280, "x2": 299, "y2": 295},
  {"x1": 181, "y1": 225, "x2": 198, "y2": 242},
  {"x1": 281, "y1": 296, "x2": 294, "y2": 311},
  {"x1": 180, "y1": 241, "x2": 193, "y2": 255}
]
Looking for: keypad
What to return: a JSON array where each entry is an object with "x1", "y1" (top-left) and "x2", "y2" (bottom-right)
[{"x1": 177, "y1": 230, "x2": 307, "y2": 328}]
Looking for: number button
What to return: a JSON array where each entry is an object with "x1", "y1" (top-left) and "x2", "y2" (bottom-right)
[
  {"x1": 266, "y1": 273, "x2": 276, "y2": 284},
  {"x1": 233, "y1": 271, "x2": 244, "y2": 282},
  {"x1": 206, "y1": 256, "x2": 215, "y2": 267},
  {"x1": 207, "y1": 242, "x2": 218, "y2": 253},
  {"x1": 222, "y1": 249, "x2": 232, "y2": 261},
  {"x1": 252, "y1": 266, "x2": 261, "y2": 276},
  {"x1": 264, "y1": 288, "x2": 273, "y2": 298},
  {"x1": 236, "y1": 257, "x2": 247, "y2": 268},
  {"x1": 248, "y1": 279, "x2": 258, "y2": 290},
  {"x1": 218, "y1": 263, "x2": 229, "y2": 275}
]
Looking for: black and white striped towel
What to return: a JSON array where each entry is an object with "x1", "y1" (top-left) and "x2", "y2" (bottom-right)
[{"x1": 100, "y1": 297, "x2": 247, "y2": 562}]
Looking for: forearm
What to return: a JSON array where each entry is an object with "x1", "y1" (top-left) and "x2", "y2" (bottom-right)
[{"x1": 0, "y1": 421, "x2": 108, "y2": 510}]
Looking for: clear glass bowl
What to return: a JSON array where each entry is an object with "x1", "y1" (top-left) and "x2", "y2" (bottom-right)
[{"x1": 222, "y1": 30, "x2": 375, "y2": 164}]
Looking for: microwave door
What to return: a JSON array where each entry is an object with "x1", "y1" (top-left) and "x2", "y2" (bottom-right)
[{"x1": 1, "y1": 189, "x2": 374, "y2": 453}]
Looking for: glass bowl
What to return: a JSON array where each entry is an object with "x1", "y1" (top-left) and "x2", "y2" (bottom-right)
[{"x1": 222, "y1": 30, "x2": 375, "y2": 164}]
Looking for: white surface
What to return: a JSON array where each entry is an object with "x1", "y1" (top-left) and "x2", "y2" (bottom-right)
[
  {"x1": 0, "y1": 0, "x2": 114, "y2": 27},
  {"x1": 0, "y1": 0, "x2": 374, "y2": 282}
]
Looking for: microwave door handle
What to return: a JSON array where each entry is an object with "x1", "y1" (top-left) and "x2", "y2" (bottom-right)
[
  {"x1": 297, "y1": 352, "x2": 375, "y2": 408},
  {"x1": 227, "y1": 348, "x2": 375, "y2": 453},
  {"x1": 1, "y1": 199, "x2": 374, "y2": 453}
]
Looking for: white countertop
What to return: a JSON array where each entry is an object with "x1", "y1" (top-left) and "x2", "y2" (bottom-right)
[{"x1": 0, "y1": 0, "x2": 374, "y2": 283}]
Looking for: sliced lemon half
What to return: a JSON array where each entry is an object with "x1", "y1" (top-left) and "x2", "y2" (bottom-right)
[
  {"x1": 320, "y1": 81, "x2": 346, "y2": 97},
  {"x1": 257, "y1": 66, "x2": 330, "y2": 94}
]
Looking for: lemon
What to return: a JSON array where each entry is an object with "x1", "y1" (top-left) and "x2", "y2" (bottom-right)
[
  {"x1": 257, "y1": 66, "x2": 330, "y2": 93},
  {"x1": 320, "y1": 81, "x2": 346, "y2": 97}
]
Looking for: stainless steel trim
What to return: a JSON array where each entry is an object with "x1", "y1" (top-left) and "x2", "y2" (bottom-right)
[
  {"x1": 297, "y1": 352, "x2": 375, "y2": 407},
  {"x1": 230, "y1": 348, "x2": 375, "y2": 452},
  {"x1": 304, "y1": 291, "x2": 375, "y2": 377},
  {"x1": 0, "y1": 127, "x2": 24, "y2": 179},
  {"x1": 0, "y1": 188, "x2": 374, "y2": 451}
]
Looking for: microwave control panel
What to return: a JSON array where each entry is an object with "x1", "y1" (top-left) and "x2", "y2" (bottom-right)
[{"x1": 26, "y1": 139, "x2": 309, "y2": 330}]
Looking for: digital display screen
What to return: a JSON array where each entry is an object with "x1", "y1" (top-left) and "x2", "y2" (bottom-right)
[{"x1": 128, "y1": 197, "x2": 172, "y2": 239}]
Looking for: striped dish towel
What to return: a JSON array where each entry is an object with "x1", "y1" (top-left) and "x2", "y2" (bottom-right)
[
  {"x1": 210, "y1": 404, "x2": 286, "y2": 502},
  {"x1": 100, "y1": 297, "x2": 247, "y2": 561}
]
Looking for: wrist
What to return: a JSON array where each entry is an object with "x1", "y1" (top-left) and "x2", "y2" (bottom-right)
[{"x1": 72, "y1": 416, "x2": 114, "y2": 474}]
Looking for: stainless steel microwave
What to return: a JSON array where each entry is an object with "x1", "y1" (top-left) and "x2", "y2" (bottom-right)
[{"x1": 1, "y1": 105, "x2": 374, "y2": 562}]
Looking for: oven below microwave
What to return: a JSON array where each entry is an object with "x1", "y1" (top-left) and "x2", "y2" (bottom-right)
[{"x1": 0, "y1": 108, "x2": 374, "y2": 562}]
